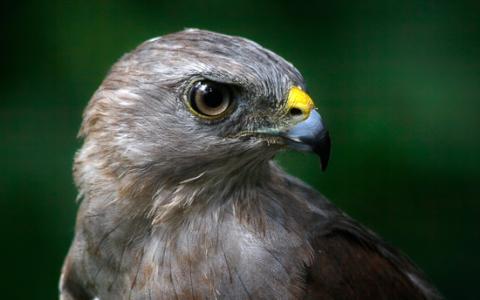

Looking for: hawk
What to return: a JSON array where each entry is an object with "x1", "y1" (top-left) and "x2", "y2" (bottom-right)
[{"x1": 60, "y1": 29, "x2": 441, "y2": 299}]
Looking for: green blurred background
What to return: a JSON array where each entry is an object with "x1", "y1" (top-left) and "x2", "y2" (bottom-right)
[{"x1": 1, "y1": 0, "x2": 479, "y2": 299}]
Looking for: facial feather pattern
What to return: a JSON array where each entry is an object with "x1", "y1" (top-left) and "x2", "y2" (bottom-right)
[{"x1": 61, "y1": 29, "x2": 441, "y2": 300}]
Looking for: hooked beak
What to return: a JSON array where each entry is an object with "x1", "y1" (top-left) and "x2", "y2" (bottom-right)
[
  {"x1": 282, "y1": 110, "x2": 331, "y2": 171},
  {"x1": 279, "y1": 86, "x2": 331, "y2": 171}
]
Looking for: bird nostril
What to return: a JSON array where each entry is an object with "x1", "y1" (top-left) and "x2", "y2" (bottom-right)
[{"x1": 289, "y1": 108, "x2": 303, "y2": 117}]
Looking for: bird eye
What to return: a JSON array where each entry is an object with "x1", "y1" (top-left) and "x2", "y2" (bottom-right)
[{"x1": 189, "y1": 81, "x2": 232, "y2": 118}]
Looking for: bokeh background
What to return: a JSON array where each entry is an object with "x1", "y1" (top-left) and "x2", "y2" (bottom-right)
[{"x1": 1, "y1": 1, "x2": 479, "y2": 299}]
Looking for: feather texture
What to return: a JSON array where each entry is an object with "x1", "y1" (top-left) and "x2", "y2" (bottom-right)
[{"x1": 60, "y1": 29, "x2": 441, "y2": 299}]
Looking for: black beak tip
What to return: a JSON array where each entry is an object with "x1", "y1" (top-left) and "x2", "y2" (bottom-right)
[{"x1": 313, "y1": 131, "x2": 331, "y2": 171}]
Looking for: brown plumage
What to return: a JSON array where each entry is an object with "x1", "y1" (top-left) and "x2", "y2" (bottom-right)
[{"x1": 60, "y1": 29, "x2": 441, "y2": 299}]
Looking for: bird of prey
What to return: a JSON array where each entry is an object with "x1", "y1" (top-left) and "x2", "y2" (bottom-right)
[{"x1": 60, "y1": 29, "x2": 441, "y2": 300}]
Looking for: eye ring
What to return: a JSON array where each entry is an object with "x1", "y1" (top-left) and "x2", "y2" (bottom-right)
[{"x1": 188, "y1": 80, "x2": 232, "y2": 119}]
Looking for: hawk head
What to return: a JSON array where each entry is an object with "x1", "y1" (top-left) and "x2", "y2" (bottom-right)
[{"x1": 75, "y1": 29, "x2": 329, "y2": 216}]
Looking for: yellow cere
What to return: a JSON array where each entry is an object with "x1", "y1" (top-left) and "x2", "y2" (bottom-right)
[{"x1": 286, "y1": 86, "x2": 315, "y2": 120}]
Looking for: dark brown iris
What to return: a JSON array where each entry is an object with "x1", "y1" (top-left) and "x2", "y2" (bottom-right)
[{"x1": 189, "y1": 81, "x2": 231, "y2": 117}]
